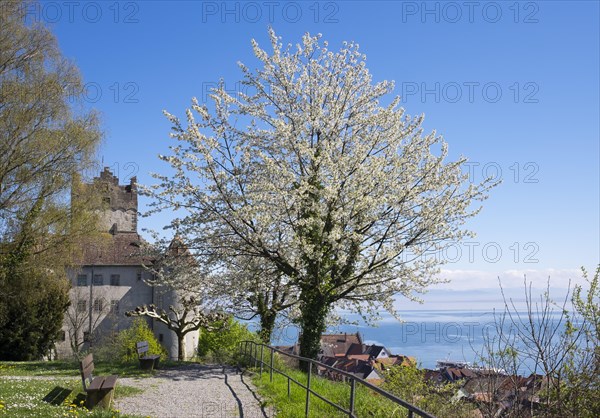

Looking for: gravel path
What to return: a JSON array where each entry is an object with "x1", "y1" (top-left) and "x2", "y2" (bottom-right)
[{"x1": 114, "y1": 364, "x2": 273, "y2": 418}]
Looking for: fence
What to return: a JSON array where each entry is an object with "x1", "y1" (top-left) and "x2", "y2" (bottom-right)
[{"x1": 238, "y1": 340, "x2": 436, "y2": 418}]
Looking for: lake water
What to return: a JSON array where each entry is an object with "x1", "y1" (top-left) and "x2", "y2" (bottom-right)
[{"x1": 264, "y1": 310, "x2": 570, "y2": 372}]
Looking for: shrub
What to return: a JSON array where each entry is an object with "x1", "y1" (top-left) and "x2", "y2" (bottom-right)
[
  {"x1": 112, "y1": 318, "x2": 167, "y2": 363},
  {"x1": 382, "y1": 363, "x2": 476, "y2": 417},
  {"x1": 0, "y1": 267, "x2": 70, "y2": 361},
  {"x1": 197, "y1": 316, "x2": 260, "y2": 364}
]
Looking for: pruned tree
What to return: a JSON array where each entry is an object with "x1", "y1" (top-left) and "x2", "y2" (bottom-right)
[
  {"x1": 126, "y1": 298, "x2": 225, "y2": 361},
  {"x1": 145, "y1": 29, "x2": 495, "y2": 363},
  {"x1": 127, "y1": 237, "x2": 226, "y2": 360}
]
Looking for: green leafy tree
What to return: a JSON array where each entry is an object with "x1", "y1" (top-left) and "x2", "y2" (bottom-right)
[
  {"x1": 0, "y1": 263, "x2": 70, "y2": 360},
  {"x1": 558, "y1": 266, "x2": 600, "y2": 417},
  {"x1": 111, "y1": 318, "x2": 167, "y2": 363},
  {"x1": 0, "y1": 1, "x2": 101, "y2": 360},
  {"x1": 197, "y1": 316, "x2": 260, "y2": 363}
]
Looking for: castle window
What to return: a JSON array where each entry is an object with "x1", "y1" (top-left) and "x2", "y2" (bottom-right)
[
  {"x1": 59, "y1": 330, "x2": 66, "y2": 341},
  {"x1": 93, "y1": 274, "x2": 103, "y2": 286},
  {"x1": 159, "y1": 333, "x2": 164, "y2": 343},
  {"x1": 110, "y1": 274, "x2": 120, "y2": 286},
  {"x1": 110, "y1": 300, "x2": 120, "y2": 314},
  {"x1": 77, "y1": 274, "x2": 87, "y2": 286},
  {"x1": 93, "y1": 298, "x2": 104, "y2": 312},
  {"x1": 77, "y1": 300, "x2": 87, "y2": 313},
  {"x1": 83, "y1": 332, "x2": 90, "y2": 342},
  {"x1": 137, "y1": 270, "x2": 143, "y2": 281}
]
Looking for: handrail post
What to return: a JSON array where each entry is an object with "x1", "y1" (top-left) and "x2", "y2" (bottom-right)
[
  {"x1": 260, "y1": 344, "x2": 264, "y2": 377},
  {"x1": 269, "y1": 347, "x2": 274, "y2": 382},
  {"x1": 254, "y1": 342, "x2": 258, "y2": 368},
  {"x1": 287, "y1": 376, "x2": 291, "y2": 398},
  {"x1": 349, "y1": 378, "x2": 356, "y2": 417},
  {"x1": 305, "y1": 361, "x2": 311, "y2": 417}
]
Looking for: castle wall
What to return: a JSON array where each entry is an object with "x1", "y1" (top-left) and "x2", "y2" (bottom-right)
[
  {"x1": 56, "y1": 265, "x2": 155, "y2": 358},
  {"x1": 98, "y1": 209, "x2": 137, "y2": 233},
  {"x1": 94, "y1": 167, "x2": 138, "y2": 233}
]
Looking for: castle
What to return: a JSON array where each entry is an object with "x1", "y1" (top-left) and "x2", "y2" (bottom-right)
[{"x1": 55, "y1": 168, "x2": 198, "y2": 360}]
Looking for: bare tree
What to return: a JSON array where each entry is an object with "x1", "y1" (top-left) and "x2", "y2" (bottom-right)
[
  {"x1": 473, "y1": 272, "x2": 597, "y2": 417},
  {"x1": 64, "y1": 285, "x2": 111, "y2": 356}
]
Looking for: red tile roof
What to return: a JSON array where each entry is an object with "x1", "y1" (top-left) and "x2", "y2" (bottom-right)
[{"x1": 319, "y1": 333, "x2": 362, "y2": 357}]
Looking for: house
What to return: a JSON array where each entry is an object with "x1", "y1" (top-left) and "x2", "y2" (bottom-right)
[
  {"x1": 372, "y1": 355, "x2": 416, "y2": 372},
  {"x1": 318, "y1": 356, "x2": 383, "y2": 384},
  {"x1": 346, "y1": 343, "x2": 392, "y2": 360},
  {"x1": 443, "y1": 366, "x2": 476, "y2": 382},
  {"x1": 55, "y1": 168, "x2": 197, "y2": 360},
  {"x1": 314, "y1": 336, "x2": 414, "y2": 385},
  {"x1": 319, "y1": 333, "x2": 362, "y2": 358},
  {"x1": 281, "y1": 333, "x2": 412, "y2": 385}
]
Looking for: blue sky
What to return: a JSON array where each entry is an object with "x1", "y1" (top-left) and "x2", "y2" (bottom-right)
[{"x1": 37, "y1": 1, "x2": 599, "y2": 301}]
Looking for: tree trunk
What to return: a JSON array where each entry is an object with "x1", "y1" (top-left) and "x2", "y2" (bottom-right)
[
  {"x1": 177, "y1": 332, "x2": 186, "y2": 361},
  {"x1": 70, "y1": 334, "x2": 80, "y2": 356},
  {"x1": 298, "y1": 291, "x2": 329, "y2": 371},
  {"x1": 259, "y1": 310, "x2": 276, "y2": 344}
]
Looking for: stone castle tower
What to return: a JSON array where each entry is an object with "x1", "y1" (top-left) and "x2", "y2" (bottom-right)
[
  {"x1": 57, "y1": 168, "x2": 198, "y2": 361},
  {"x1": 93, "y1": 167, "x2": 138, "y2": 233}
]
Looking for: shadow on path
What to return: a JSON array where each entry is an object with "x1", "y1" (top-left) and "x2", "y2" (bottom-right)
[
  {"x1": 239, "y1": 371, "x2": 271, "y2": 417},
  {"x1": 223, "y1": 366, "x2": 245, "y2": 417},
  {"x1": 114, "y1": 363, "x2": 273, "y2": 417}
]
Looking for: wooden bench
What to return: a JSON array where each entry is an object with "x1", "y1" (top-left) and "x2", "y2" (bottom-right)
[
  {"x1": 136, "y1": 341, "x2": 161, "y2": 370},
  {"x1": 79, "y1": 353, "x2": 118, "y2": 409}
]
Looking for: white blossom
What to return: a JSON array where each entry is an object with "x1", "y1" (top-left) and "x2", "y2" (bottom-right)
[{"x1": 144, "y1": 30, "x2": 496, "y2": 350}]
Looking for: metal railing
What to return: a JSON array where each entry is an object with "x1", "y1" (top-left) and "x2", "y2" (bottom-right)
[{"x1": 238, "y1": 340, "x2": 436, "y2": 418}]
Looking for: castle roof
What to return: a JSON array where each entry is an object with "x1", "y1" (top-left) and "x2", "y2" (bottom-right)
[{"x1": 80, "y1": 232, "x2": 152, "y2": 266}]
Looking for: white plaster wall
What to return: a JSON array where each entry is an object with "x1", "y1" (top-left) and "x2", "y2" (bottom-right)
[
  {"x1": 58, "y1": 265, "x2": 199, "y2": 361},
  {"x1": 155, "y1": 288, "x2": 199, "y2": 360},
  {"x1": 57, "y1": 265, "x2": 157, "y2": 358}
]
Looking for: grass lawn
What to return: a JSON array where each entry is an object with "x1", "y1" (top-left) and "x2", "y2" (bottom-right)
[
  {"x1": 250, "y1": 365, "x2": 414, "y2": 418},
  {"x1": 0, "y1": 360, "x2": 176, "y2": 378},
  {"x1": 0, "y1": 361, "x2": 150, "y2": 418}
]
